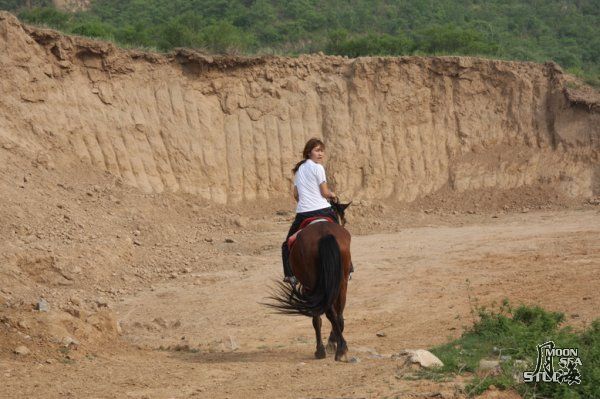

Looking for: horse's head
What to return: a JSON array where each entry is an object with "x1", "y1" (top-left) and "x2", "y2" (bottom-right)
[{"x1": 330, "y1": 198, "x2": 352, "y2": 227}]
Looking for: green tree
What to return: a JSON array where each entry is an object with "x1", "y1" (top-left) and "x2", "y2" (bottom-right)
[
  {"x1": 199, "y1": 20, "x2": 254, "y2": 54},
  {"x1": 18, "y1": 6, "x2": 70, "y2": 29}
]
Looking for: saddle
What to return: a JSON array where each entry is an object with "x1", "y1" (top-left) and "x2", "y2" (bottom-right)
[{"x1": 287, "y1": 216, "x2": 334, "y2": 250}]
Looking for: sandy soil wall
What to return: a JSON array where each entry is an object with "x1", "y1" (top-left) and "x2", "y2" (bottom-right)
[{"x1": 1, "y1": 12, "x2": 598, "y2": 204}]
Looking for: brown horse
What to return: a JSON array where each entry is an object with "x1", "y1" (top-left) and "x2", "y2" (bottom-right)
[{"x1": 267, "y1": 200, "x2": 352, "y2": 361}]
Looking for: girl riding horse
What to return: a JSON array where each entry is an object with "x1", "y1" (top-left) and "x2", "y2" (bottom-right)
[
  {"x1": 269, "y1": 138, "x2": 353, "y2": 361},
  {"x1": 281, "y1": 138, "x2": 338, "y2": 285}
]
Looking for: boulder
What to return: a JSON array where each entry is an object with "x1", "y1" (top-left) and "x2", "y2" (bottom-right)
[{"x1": 400, "y1": 349, "x2": 444, "y2": 368}]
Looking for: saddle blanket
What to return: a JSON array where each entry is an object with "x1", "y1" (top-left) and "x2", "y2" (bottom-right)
[{"x1": 287, "y1": 216, "x2": 334, "y2": 249}]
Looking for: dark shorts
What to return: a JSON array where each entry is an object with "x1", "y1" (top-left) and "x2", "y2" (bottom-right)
[{"x1": 284, "y1": 206, "x2": 339, "y2": 243}]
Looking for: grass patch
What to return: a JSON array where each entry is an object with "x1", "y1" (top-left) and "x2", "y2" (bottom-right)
[{"x1": 425, "y1": 300, "x2": 600, "y2": 398}]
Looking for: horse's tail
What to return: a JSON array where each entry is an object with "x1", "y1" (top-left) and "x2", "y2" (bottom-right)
[
  {"x1": 265, "y1": 234, "x2": 343, "y2": 317},
  {"x1": 317, "y1": 234, "x2": 343, "y2": 312}
]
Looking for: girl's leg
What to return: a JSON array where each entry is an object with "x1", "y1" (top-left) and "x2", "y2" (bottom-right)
[
  {"x1": 281, "y1": 213, "x2": 306, "y2": 279},
  {"x1": 281, "y1": 208, "x2": 334, "y2": 280}
]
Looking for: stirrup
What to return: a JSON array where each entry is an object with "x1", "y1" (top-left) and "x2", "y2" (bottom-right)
[{"x1": 283, "y1": 276, "x2": 298, "y2": 286}]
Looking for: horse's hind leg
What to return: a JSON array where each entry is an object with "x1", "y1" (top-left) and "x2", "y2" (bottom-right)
[
  {"x1": 312, "y1": 315, "x2": 326, "y2": 359},
  {"x1": 325, "y1": 309, "x2": 348, "y2": 362},
  {"x1": 326, "y1": 330, "x2": 336, "y2": 354}
]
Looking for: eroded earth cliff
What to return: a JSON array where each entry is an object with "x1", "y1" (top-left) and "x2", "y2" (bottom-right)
[{"x1": 1, "y1": 11, "x2": 598, "y2": 205}]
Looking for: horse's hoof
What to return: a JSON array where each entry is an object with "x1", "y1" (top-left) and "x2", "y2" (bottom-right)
[
  {"x1": 335, "y1": 353, "x2": 348, "y2": 362},
  {"x1": 326, "y1": 341, "x2": 336, "y2": 354},
  {"x1": 314, "y1": 349, "x2": 327, "y2": 359}
]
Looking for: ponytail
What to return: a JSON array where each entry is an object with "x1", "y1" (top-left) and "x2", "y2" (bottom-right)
[
  {"x1": 292, "y1": 159, "x2": 307, "y2": 174},
  {"x1": 292, "y1": 138, "x2": 325, "y2": 174}
]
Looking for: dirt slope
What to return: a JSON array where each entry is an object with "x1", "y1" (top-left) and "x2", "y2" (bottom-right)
[
  {"x1": 1, "y1": 11, "x2": 599, "y2": 205},
  {"x1": 2, "y1": 209, "x2": 599, "y2": 398}
]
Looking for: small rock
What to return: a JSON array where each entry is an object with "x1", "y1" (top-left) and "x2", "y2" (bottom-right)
[
  {"x1": 204, "y1": 237, "x2": 213, "y2": 243},
  {"x1": 62, "y1": 336, "x2": 80, "y2": 348},
  {"x1": 234, "y1": 217, "x2": 248, "y2": 228},
  {"x1": 133, "y1": 230, "x2": 141, "y2": 236},
  {"x1": 95, "y1": 298, "x2": 108, "y2": 308},
  {"x1": 36, "y1": 299, "x2": 49, "y2": 312},
  {"x1": 227, "y1": 335, "x2": 239, "y2": 351},
  {"x1": 376, "y1": 332, "x2": 387, "y2": 337},
  {"x1": 479, "y1": 359, "x2": 501, "y2": 371},
  {"x1": 65, "y1": 307, "x2": 81, "y2": 318},
  {"x1": 14, "y1": 346, "x2": 30, "y2": 355},
  {"x1": 401, "y1": 349, "x2": 443, "y2": 368},
  {"x1": 171, "y1": 343, "x2": 190, "y2": 351},
  {"x1": 153, "y1": 317, "x2": 167, "y2": 328},
  {"x1": 224, "y1": 238, "x2": 235, "y2": 243},
  {"x1": 133, "y1": 239, "x2": 141, "y2": 246}
]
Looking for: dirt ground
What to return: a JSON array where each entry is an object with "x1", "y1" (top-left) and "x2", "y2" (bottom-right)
[{"x1": 2, "y1": 169, "x2": 599, "y2": 399}]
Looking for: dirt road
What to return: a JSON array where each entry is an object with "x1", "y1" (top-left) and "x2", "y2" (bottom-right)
[{"x1": 2, "y1": 209, "x2": 598, "y2": 398}]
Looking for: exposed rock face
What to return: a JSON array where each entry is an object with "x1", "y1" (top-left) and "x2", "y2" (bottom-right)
[{"x1": 1, "y1": 11, "x2": 598, "y2": 204}]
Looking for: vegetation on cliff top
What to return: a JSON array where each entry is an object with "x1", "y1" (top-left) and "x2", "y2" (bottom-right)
[{"x1": 1, "y1": 0, "x2": 598, "y2": 85}]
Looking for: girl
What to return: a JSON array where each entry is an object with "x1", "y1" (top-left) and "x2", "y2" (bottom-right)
[{"x1": 281, "y1": 138, "x2": 338, "y2": 284}]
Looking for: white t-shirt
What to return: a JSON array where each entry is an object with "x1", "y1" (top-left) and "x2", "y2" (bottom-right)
[{"x1": 295, "y1": 159, "x2": 330, "y2": 213}]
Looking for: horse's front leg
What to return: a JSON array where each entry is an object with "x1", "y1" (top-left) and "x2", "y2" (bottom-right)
[{"x1": 312, "y1": 315, "x2": 326, "y2": 359}]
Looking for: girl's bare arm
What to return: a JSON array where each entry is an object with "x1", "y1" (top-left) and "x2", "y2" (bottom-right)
[{"x1": 319, "y1": 182, "x2": 336, "y2": 200}]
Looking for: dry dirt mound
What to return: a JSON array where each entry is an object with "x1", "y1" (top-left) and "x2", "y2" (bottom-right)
[{"x1": 1, "y1": 11, "x2": 599, "y2": 206}]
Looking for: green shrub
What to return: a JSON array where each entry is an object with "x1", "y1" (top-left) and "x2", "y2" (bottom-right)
[
  {"x1": 429, "y1": 302, "x2": 600, "y2": 398},
  {"x1": 18, "y1": 6, "x2": 70, "y2": 30}
]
